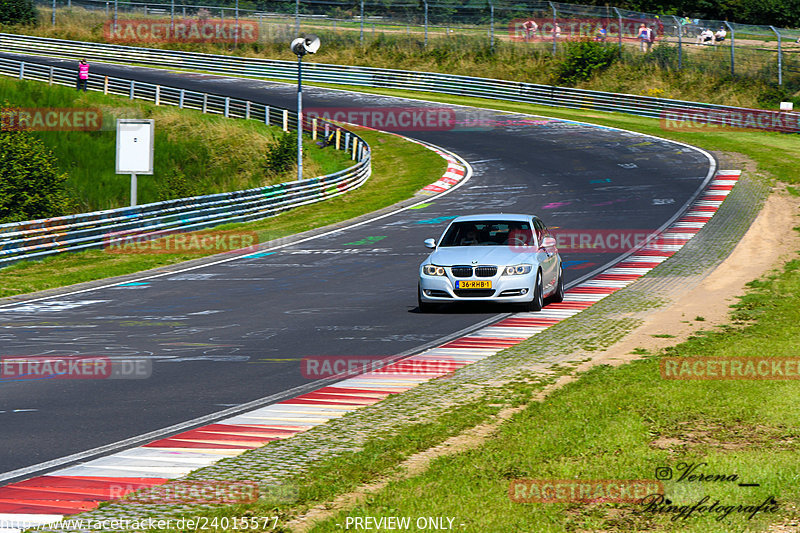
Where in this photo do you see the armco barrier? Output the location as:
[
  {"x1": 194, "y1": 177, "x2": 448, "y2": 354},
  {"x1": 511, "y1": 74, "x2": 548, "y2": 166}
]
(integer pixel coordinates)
[
  {"x1": 0, "y1": 55, "x2": 371, "y2": 269},
  {"x1": 0, "y1": 32, "x2": 780, "y2": 123}
]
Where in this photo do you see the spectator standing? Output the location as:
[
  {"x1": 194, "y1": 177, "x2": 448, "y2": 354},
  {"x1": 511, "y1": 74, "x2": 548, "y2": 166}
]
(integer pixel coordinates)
[
  {"x1": 637, "y1": 23, "x2": 654, "y2": 52},
  {"x1": 523, "y1": 19, "x2": 538, "y2": 40},
  {"x1": 76, "y1": 58, "x2": 89, "y2": 92}
]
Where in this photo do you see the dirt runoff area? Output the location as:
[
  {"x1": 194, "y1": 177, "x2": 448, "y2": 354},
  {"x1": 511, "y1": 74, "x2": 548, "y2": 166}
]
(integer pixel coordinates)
[{"x1": 286, "y1": 179, "x2": 800, "y2": 532}]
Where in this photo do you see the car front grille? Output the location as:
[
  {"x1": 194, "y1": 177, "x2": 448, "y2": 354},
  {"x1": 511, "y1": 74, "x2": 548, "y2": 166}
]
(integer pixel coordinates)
[
  {"x1": 450, "y1": 266, "x2": 497, "y2": 278},
  {"x1": 475, "y1": 266, "x2": 497, "y2": 277},
  {"x1": 450, "y1": 266, "x2": 473, "y2": 278},
  {"x1": 454, "y1": 289, "x2": 495, "y2": 297}
]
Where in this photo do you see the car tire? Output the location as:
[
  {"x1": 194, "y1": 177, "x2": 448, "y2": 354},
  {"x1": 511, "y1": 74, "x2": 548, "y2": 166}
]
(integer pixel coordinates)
[
  {"x1": 418, "y1": 285, "x2": 433, "y2": 313},
  {"x1": 521, "y1": 271, "x2": 543, "y2": 312},
  {"x1": 549, "y1": 266, "x2": 565, "y2": 304}
]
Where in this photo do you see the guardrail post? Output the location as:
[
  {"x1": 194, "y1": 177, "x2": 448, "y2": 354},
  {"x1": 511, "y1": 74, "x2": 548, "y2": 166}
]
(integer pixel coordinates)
[
  {"x1": 360, "y1": 0, "x2": 364, "y2": 44},
  {"x1": 283, "y1": 109, "x2": 289, "y2": 132},
  {"x1": 488, "y1": 0, "x2": 494, "y2": 48},
  {"x1": 324, "y1": 122, "x2": 330, "y2": 140},
  {"x1": 672, "y1": 16, "x2": 682, "y2": 69},
  {"x1": 113, "y1": 0, "x2": 117, "y2": 30},
  {"x1": 105, "y1": 1, "x2": 108, "y2": 16},
  {"x1": 224, "y1": 97, "x2": 230, "y2": 117},
  {"x1": 19, "y1": 62, "x2": 24, "y2": 80},
  {"x1": 770, "y1": 26, "x2": 782, "y2": 86},
  {"x1": 344, "y1": 131, "x2": 350, "y2": 151},
  {"x1": 155, "y1": 85, "x2": 160, "y2": 105},
  {"x1": 51, "y1": 0, "x2": 55, "y2": 26},
  {"x1": 725, "y1": 22, "x2": 735, "y2": 77},
  {"x1": 49, "y1": 66, "x2": 54, "y2": 85},
  {"x1": 179, "y1": 89, "x2": 184, "y2": 108},
  {"x1": 103, "y1": 75, "x2": 108, "y2": 94},
  {"x1": 129, "y1": 79, "x2": 135, "y2": 99},
  {"x1": 202, "y1": 93, "x2": 207, "y2": 113},
  {"x1": 550, "y1": 2, "x2": 557, "y2": 55},
  {"x1": 265, "y1": 105, "x2": 270, "y2": 125},
  {"x1": 352, "y1": 139, "x2": 357, "y2": 159},
  {"x1": 424, "y1": 0, "x2": 428, "y2": 47},
  {"x1": 612, "y1": 7, "x2": 622, "y2": 54},
  {"x1": 335, "y1": 128, "x2": 341, "y2": 149},
  {"x1": 245, "y1": 100, "x2": 250, "y2": 119},
  {"x1": 295, "y1": 0, "x2": 299, "y2": 34},
  {"x1": 311, "y1": 117, "x2": 318, "y2": 139}
]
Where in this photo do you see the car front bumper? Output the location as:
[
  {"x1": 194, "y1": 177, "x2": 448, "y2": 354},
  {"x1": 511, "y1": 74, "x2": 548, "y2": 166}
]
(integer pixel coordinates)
[{"x1": 419, "y1": 271, "x2": 537, "y2": 304}]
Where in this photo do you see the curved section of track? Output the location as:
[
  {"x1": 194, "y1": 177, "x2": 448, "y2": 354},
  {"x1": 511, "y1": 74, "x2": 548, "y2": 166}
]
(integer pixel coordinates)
[{"x1": 0, "y1": 53, "x2": 713, "y2": 476}]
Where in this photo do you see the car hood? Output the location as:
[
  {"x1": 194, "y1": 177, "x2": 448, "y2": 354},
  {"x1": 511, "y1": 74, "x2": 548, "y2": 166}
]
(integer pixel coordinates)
[{"x1": 426, "y1": 246, "x2": 538, "y2": 266}]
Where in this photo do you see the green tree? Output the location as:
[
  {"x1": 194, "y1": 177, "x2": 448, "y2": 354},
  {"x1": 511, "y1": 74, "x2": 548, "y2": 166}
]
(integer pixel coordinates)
[
  {"x1": 0, "y1": 129, "x2": 73, "y2": 223},
  {"x1": 0, "y1": 0, "x2": 38, "y2": 26}
]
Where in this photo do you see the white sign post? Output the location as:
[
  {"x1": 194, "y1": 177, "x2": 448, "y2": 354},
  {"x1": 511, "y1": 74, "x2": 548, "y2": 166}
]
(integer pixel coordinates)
[{"x1": 116, "y1": 119, "x2": 154, "y2": 206}]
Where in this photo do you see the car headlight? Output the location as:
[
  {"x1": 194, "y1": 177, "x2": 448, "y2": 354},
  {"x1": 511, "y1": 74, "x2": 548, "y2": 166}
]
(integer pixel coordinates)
[
  {"x1": 423, "y1": 264, "x2": 447, "y2": 276},
  {"x1": 503, "y1": 264, "x2": 532, "y2": 276}
]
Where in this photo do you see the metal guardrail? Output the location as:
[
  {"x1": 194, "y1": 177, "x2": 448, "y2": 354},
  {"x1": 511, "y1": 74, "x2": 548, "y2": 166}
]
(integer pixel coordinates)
[
  {"x1": 0, "y1": 54, "x2": 371, "y2": 268},
  {"x1": 0, "y1": 32, "x2": 778, "y2": 123}
]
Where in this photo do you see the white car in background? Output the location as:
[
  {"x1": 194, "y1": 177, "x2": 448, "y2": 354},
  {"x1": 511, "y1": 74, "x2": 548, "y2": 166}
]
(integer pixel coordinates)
[{"x1": 418, "y1": 214, "x2": 563, "y2": 312}]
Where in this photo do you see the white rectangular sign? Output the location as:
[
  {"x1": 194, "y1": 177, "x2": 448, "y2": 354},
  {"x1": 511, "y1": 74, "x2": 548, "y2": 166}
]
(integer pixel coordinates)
[{"x1": 116, "y1": 119, "x2": 154, "y2": 174}]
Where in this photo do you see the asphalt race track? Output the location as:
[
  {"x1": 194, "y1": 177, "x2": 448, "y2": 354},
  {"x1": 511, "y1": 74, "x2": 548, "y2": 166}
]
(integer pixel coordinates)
[{"x1": 0, "y1": 52, "x2": 713, "y2": 478}]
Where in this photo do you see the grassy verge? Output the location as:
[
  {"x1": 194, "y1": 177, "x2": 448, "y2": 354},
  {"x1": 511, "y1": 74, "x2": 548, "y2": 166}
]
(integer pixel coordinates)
[
  {"x1": 0, "y1": 125, "x2": 445, "y2": 299},
  {"x1": 307, "y1": 257, "x2": 800, "y2": 532},
  {"x1": 0, "y1": 75, "x2": 352, "y2": 211}
]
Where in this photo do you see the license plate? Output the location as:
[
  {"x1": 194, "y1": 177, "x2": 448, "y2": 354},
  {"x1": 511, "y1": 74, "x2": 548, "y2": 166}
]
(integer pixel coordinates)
[{"x1": 457, "y1": 280, "x2": 492, "y2": 289}]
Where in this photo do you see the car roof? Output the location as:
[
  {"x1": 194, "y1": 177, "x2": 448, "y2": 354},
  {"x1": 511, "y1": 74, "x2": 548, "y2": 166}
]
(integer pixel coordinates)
[{"x1": 449, "y1": 214, "x2": 536, "y2": 223}]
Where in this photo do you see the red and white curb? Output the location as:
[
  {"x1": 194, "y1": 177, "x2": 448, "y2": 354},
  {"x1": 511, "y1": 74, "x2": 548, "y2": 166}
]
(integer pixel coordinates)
[
  {"x1": 420, "y1": 152, "x2": 467, "y2": 194},
  {"x1": 0, "y1": 171, "x2": 739, "y2": 531}
]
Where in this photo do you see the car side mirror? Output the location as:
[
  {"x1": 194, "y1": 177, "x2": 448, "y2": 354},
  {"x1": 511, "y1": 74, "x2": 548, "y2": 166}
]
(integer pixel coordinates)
[
  {"x1": 540, "y1": 236, "x2": 556, "y2": 249},
  {"x1": 424, "y1": 238, "x2": 436, "y2": 249}
]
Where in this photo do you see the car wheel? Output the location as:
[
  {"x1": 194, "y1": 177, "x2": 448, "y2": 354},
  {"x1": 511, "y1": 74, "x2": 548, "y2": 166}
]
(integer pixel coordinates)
[
  {"x1": 549, "y1": 266, "x2": 564, "y2": 304},
  {"x1": 521, "y1": 271, "x2": 543, "y2": 312},
  {"x1": 418, "y1": 285, "x2": 433, "y2": 313}
]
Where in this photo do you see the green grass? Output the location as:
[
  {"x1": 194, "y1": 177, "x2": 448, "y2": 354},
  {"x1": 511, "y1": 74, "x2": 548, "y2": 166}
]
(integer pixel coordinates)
[
  {"x1": 304, "y1": 258, "x2": 800, "y2": 532},
  {"x1": 0, "y1": 76, "x2": 352, "y2": 211},
  {"x1": 0, "y1": 125, "x2": 445, "y2": 298}
]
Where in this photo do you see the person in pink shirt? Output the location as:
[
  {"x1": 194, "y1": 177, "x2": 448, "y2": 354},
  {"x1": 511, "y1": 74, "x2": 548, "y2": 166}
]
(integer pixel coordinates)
[{"x1": 76, "y1": 58, "x2": 89, "y2": 92}]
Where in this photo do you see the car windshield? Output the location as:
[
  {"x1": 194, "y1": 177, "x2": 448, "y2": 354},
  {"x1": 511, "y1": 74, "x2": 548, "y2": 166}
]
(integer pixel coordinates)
[{"x1": 439, "y1": 221, "x2": 534, "y2": 247}]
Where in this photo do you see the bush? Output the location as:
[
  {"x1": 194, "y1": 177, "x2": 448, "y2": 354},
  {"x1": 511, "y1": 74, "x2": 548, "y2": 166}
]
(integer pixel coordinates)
[
  {"x1": 757, "y1": 85, "x2": 792, "y2": 109},
  {"x1": 555, "y1": 40, "x2": 619, "y2": 85},
  {"x1": 264, "y1": 132, "x2": 296, "y2": 176},
  {"x1": 0, "y1": 0, "x2": 37, "y2": 25},
  {"x1": 0, "y1": 129, "x2": 73, "y2": 223},
  {"x1": 156, "y1": 169, "x2": 198, "y2": 201}
]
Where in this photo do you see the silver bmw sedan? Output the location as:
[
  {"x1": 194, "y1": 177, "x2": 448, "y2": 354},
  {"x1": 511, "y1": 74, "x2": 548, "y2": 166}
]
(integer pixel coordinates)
[{"x1": 418, "y1": 214, "x2": 563, "y2": 312}]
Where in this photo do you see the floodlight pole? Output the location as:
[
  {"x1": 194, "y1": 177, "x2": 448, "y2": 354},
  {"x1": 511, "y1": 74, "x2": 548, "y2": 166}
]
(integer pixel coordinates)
[{"x1": 297, "y1": 53, "x2": 303, "y2": 181}]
